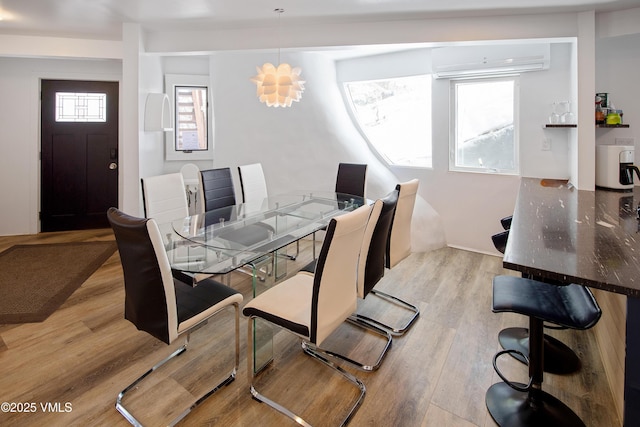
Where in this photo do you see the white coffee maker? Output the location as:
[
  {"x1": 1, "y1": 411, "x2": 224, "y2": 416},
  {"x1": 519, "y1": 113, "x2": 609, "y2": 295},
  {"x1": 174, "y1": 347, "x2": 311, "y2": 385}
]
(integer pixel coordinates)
[{"x1": 596, "y1": 145, "x2": 637, "y2": 191}]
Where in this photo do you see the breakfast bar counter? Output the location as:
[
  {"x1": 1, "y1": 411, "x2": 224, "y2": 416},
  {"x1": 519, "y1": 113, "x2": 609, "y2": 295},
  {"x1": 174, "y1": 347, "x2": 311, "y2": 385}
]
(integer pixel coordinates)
[{"x1": 504, "y1": 177, "x2": 640, "y2": 426}]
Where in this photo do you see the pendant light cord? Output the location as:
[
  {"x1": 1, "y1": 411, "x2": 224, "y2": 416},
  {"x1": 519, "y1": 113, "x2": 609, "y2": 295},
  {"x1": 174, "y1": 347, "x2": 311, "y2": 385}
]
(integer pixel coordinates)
[{"x1": 275, "y1": 8, "x2": 284, "y2": 65}]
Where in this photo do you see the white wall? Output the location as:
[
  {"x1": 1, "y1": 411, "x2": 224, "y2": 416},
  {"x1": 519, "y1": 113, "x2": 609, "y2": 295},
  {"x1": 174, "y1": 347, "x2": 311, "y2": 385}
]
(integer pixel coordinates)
[
  {"x1": 159, "y1": 56, "x2": 212, "y2": 175},
  {"x1": 209, "y1": 51, "x2": 447, "y2": 252},
  {"x1": 333, "y1": 42, "x2": 576, "y2": 253},
  {"x1": 2, "y1": 8, "x2": 639, "y2": 253},
  {"x1": 595, "y1": 33, "x2": 640, "y2": 148},
  {"x1": 0, "y1": 57, "x2": 121, "y2": 236}
]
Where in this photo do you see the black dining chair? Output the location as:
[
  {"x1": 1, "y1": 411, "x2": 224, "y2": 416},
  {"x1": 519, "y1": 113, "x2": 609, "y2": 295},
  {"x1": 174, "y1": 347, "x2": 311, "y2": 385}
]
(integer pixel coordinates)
[
  {"x1": 200, "y1": 167, "x2": 237, "y2": 214},
  {"x1": 312, "y1": 162, "x2": 368, "y2": 259},
  {"x1": 243, "y1": 205, "x2": 373, "y2": 426},
  {"x1": 336, "y1": 162, "x2": 367, "y2": 198},
  {"x1": 107, "y1": 207, "x2": 242, "y2": 426},
  {"x1": 200, "y1": 167, "x2": 274, "y2": 280}
]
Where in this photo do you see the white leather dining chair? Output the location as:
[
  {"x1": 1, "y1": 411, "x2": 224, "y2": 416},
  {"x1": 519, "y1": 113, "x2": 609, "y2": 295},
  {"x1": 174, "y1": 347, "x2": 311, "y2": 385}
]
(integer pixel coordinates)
[
  {"x1": 141, "y1": 172, "x2": 212, "y2": 283},
  {"x1": 237, "y1": 163, "x2": 268, "y2": 203},
  {"x1": 141, "y1": 173, "x2": 189, "y2": 225},
  {"x1": 238, "y1": 162, "x2": 298, "y2": 260}
]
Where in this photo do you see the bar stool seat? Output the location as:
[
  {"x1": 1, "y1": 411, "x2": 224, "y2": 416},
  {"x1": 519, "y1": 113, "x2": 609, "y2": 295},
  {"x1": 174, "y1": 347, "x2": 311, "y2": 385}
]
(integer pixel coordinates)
[
  {"x1": 486, "y1": 275, "x2": 601, "y2": 427},
  {"x1": 500, "y1": 215, "x2": 513, "y2": 230},
  {"x1": 491, "y1": 226, "x2": 582, "y2": 374}
]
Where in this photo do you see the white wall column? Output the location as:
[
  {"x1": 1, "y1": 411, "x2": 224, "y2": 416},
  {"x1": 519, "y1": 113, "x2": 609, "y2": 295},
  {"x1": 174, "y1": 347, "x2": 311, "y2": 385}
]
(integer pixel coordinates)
[
  {"x1": 573, "y1": 11, "x2": 596, "y2": 190},
  {"x1": 121, "y1": 23, "x2": 142, "y2": 215}
]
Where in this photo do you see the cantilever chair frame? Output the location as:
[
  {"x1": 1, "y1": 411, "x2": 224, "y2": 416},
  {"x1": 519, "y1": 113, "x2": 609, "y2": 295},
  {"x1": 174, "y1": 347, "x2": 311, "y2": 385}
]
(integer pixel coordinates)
[
  {"x1": 348, "y1": 189, "x2": 404, "y2": 341},
  {"x1": 299, "y1": 198, "x2": 394, "y2": 371},
  {"x1": 116, "y1": 320, "x2": 240, "y2": 427},
  {"x1": 108, "y1": 208, "x2": 241, "y2": 427},
  {"x1": 315, "y1": 199, "x2": 392, "y2": 372},
  {"x1": 244, "y1": 206, "x2": 373, "y2": 426},
  {"x1": 369, "y1": 179, "x2": 420, "y2": 336}
]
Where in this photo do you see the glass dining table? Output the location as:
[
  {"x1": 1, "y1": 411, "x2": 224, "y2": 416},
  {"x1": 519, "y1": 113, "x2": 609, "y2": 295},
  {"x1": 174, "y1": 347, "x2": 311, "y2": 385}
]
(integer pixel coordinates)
[{"x1": 158, "y1": 192, "x2": 367, "y2": 372}]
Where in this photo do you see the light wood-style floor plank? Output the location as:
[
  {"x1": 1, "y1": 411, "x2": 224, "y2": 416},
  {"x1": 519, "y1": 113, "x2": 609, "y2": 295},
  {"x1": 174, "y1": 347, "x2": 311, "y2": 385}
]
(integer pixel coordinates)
[{"x1": 0, "y1": 229, "x2": 621, "y2": 426}]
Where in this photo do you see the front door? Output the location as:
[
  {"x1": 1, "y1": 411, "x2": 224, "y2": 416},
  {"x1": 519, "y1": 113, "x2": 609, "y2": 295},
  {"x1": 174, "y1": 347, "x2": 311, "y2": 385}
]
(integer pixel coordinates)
[{"x1": 40, "y1": 80, "x2": 119, "y2": 231}]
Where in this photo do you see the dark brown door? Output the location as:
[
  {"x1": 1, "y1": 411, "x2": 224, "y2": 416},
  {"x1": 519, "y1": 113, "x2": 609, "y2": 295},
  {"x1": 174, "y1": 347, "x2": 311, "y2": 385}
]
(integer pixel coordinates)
[{"x1": 41, "y1": 80, "x2": 119, "y2": 231}]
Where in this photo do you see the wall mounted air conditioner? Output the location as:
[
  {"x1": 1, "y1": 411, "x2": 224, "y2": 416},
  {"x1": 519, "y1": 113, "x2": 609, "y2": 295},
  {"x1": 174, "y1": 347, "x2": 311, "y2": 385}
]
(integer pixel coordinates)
[{"x1": 432, "y1": 43, "x2": 550, "y2": 79}]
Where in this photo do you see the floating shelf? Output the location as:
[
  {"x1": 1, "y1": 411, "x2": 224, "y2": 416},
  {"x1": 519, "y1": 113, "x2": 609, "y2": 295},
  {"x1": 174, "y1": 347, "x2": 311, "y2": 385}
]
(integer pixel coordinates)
[
  {"x1": 543, "y1": 124, "x2": 630, "y2": 129},
  {"x1": 596, "y1": 124, "x2": 630, "y2": 128},
  {"x1": 544, "y1": 124, "x2": 577, "y2": 128}
]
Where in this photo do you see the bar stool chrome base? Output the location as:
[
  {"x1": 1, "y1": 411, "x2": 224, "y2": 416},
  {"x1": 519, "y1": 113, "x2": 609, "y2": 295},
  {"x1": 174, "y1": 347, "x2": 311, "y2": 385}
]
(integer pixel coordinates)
[
  {"x1": 486, "y1": 382, "x2": 585, "y2": 427},
  {"x1": 498, "y1": 327, "x2": 581, "y2": 374}
]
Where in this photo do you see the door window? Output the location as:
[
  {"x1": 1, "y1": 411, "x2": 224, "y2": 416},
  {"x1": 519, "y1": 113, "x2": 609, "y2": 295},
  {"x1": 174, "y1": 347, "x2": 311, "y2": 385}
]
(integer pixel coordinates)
[{"x1": 55, "y1": 92, "x2": 107, "y2": 122}]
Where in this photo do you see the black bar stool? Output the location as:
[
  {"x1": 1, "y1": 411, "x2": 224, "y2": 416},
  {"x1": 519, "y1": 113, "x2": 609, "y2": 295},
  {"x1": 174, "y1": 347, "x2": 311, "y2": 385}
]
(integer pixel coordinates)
[
  {"x1": 491, "y1": 225, "x2": 582, "y2": 374},
  {"x1": 500, "y1": 215, "x2": 513, "y2": 230},
  {"x1": 486, "y1": 276, "x2": 601, "y2": 427}
]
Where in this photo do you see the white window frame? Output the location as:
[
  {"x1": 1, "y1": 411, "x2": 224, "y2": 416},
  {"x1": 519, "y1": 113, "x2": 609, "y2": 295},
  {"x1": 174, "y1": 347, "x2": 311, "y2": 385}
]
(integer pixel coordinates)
[
  {"x1": 449, "y1": 76, "x2": 520, "y2": 175},
  {"x1": 164, "y1": 74, "x2": 214, "y2": 161}
]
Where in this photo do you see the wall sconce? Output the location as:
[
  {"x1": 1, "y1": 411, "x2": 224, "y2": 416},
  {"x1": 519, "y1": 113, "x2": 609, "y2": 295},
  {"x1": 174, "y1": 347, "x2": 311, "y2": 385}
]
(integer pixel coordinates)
[{"x1": 144, "y1": 93, "x2": 173, "y2": 131}]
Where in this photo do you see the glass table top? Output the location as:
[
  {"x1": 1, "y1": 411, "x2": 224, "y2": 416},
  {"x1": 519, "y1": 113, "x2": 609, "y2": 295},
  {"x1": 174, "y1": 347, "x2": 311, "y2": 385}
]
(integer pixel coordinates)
[{"x1": 161, "y1": 192, "x2": 365, "y2": 275}]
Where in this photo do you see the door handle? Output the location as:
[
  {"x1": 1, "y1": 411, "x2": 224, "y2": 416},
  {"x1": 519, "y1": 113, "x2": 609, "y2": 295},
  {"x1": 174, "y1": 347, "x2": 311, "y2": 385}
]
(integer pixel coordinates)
[{"x1": 109, "y1": 162, "x2": 118, "y2": 170}]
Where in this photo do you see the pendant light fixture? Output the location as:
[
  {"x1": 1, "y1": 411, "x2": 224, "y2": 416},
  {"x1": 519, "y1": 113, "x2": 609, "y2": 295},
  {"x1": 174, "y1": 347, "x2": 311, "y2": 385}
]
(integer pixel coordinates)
[{"x1": 251, "y1": 8, "x2": 305, "y2": 108}]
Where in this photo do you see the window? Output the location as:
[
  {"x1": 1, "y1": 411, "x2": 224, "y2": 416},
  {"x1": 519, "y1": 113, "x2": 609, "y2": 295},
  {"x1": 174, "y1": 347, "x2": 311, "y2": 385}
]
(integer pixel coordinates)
[
  {"x1": 344, "y1": 75, "x2": 432, "y2": 168},
  {"x1": 55, "y1": 92, "x2": 106, "y2": 122},
  {"x1": 450, "y1": 77, "x2": 518, "y2": 174},
  {"x1": 164, "y1": 74, "x2": 213, "y2": 161},
  {"x1": 174, "y1": 86, "x2": 208, "y2": 151}
]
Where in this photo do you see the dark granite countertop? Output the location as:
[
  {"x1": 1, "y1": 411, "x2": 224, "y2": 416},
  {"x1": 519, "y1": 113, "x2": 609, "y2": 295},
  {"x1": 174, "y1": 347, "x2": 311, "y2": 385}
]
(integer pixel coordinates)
[{"x1": 504, "y1": 177, "x2": 640, "y2": 297}]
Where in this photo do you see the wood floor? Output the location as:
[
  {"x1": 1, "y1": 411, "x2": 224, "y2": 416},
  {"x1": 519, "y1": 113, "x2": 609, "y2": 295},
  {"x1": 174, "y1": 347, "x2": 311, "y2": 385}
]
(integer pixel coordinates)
[{"x1": 0, "y1": 229, "x2": 621, "y2": 427}]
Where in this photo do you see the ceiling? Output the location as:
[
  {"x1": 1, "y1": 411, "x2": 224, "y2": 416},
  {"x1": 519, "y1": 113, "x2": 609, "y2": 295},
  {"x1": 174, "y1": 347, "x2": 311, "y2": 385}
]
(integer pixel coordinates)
[{"x1": 0, "y1": 0, "x2": 639, "y2": 40}]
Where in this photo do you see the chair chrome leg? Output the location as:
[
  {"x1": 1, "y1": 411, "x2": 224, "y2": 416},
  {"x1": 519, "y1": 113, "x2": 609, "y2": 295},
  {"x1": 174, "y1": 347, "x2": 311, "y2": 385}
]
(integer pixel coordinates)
[
  {"x1": 302, "y1": 343, "x2": 366, "y2": 427},
  {"x1": 303, "y1": 317, "x2": 392, "y2": 371},
  {"x1": 247, "y1": 316, "x2": 366, "y2": 427},
  {"x1": 359, "y1": 289, "x2": 420, "y2": 336},
  {"x1": 116, "y1": 304, "x2": 240, "y2": 427},
  {"x1": 116, "y1": 344, "x2": 188, "y2": 426}
]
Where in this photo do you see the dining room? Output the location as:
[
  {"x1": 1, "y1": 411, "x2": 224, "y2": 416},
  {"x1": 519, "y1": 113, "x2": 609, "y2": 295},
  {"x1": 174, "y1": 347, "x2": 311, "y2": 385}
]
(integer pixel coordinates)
[{"x1": 0, "y1": 1, "x2": 640, "y2": 426}]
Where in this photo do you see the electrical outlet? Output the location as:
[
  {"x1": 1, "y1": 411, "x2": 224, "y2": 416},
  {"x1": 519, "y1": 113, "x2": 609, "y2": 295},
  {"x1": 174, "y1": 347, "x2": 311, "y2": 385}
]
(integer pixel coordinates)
[
  {"x1": 616, "y1": 137, "x2": 635, "y2": 146},
  {"x1": 542, "y1": 137, "x2": 551, "y2": 151}
]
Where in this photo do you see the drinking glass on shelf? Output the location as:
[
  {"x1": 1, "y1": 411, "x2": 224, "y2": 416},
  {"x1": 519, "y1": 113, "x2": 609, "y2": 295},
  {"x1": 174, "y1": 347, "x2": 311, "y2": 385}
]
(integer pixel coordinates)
[
  {"x1": 562, "y1": 111, "x2": 575, "y2": 124},
  {"x1": 548, "y1": 102, "x2": 560, "y2": 124},
  {"x1": 560, "y1": 101, "x2": 574, "y2": 124}
]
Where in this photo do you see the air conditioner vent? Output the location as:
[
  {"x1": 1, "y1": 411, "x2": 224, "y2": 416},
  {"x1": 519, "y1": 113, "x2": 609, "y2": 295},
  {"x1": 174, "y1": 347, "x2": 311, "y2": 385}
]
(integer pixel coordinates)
[{"x1": 432, "y1": 44, "x2": 550, "y2": 79}]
